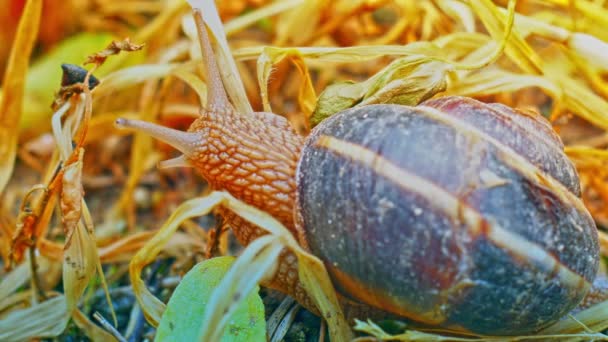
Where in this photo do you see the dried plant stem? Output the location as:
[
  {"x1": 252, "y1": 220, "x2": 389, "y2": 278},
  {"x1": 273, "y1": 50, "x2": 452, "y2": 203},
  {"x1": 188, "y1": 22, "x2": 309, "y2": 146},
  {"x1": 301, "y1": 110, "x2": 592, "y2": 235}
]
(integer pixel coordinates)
[
  {"x1": 93, "y1": 312, "x2": 128, "y2": 342},
  {"x1": 451, "y1": 0, "x2": 516, "y2": 70},
  {"x1": 28, "y1": 245, "x2": 47, "y2": 302}
]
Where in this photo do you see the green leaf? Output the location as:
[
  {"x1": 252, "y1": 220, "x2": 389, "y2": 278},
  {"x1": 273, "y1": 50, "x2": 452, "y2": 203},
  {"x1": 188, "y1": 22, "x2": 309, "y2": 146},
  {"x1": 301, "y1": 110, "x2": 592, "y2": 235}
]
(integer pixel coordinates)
[{"x1": 156, "y1": 256, "x2": 266, "y2": 342}]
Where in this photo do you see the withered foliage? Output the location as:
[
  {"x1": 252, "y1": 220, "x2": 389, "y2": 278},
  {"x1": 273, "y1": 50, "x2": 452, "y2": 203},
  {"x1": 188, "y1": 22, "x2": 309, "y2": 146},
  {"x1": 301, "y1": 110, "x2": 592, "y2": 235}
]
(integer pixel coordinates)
[
  {"x1": 0, "y1": 0, "x2": 608, "y2": 341},
  {"x1": 83, "y1": 38, "x2": 145, "y2": 66}
]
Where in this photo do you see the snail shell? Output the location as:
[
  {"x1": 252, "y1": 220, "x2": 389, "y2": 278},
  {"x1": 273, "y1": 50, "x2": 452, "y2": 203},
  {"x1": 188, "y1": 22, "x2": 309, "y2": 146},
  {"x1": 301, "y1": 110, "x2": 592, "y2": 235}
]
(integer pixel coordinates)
[{"x1": 296, "y1": 96, "x2": 599, "y2": 335}]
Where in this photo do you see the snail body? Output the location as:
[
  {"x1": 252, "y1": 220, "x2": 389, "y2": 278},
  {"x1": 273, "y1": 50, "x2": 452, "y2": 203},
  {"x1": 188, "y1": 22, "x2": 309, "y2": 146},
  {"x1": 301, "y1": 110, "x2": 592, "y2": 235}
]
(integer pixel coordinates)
[{"x1": 116, "y1": 9, "x2": 599, "y2": 336}]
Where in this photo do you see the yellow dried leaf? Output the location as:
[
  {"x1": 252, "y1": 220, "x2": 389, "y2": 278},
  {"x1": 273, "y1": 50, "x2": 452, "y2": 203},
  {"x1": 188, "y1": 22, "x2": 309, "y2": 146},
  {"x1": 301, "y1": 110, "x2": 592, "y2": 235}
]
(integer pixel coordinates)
[
  {"x1": 567, "y1": 33, "x2": 608, "y2": 71},
  {"x1": 0, "y1": 212, "x2": 13, "y2": 266},
  {"x1": 353, "y1": 318, "x2": 608, "y2": 341},
  {"x1": 558, "y1": 76, "x2": 608, "y2": 131},
  {"x1": 274, "y1": 0, "x2": 326, "y2": 45},
  {"x1": 10, "y1": 184, "x2": 58, "y2": 266},
  {"x1": 234, "y1": 43, "x2": 441, "y2": 63},
  {"x1": 61, "y1": 152, "x2": 84, "y2": 241},
  {"x1": 0, "y1": 261, "x2": 31, "y2": 301},
  {"x1": 435, "y1": 0, "x2": 475, "y2": 33},
  {"x1": 63, "y1": 220, "x2": 97, "y2": 312},
  {"x1": 224, "y1": 0, "x2": 304, "y2": 36},
  {"x1": 256, "y1": 48, "x2": 316, "y2": 116},
  {"x1": 447, "y1": 69, "x2": 561, "y2": 99},
  {"x1": 94, "y1": 64, "x2": 177, "y2": 99},
  {"x1": 171, "y1": 68, "x2": 208, "y2": 105},
  {"x1": 60, "y1": 151, "x2": 96, "y2": 313},
  {"x1": 468, "y1": 0, "x2": 542, "y2": 74},
  {"x1": 0, "y1": 0, "x2": 42, "y2": 194}
]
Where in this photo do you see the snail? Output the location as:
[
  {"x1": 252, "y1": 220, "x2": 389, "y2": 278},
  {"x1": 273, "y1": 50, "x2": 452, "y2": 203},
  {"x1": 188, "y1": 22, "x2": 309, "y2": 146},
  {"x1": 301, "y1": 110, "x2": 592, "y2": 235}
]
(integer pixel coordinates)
[{"x1": 115, "y1": 9, "x2": 599, "y2": 336}]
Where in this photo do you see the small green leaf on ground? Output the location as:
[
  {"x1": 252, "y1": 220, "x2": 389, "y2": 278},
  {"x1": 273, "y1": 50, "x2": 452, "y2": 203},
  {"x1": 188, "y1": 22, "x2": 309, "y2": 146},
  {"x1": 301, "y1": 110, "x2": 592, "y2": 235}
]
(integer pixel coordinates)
[{"x1": 156, "y1": 256, "x2": 266, "y2": 342}]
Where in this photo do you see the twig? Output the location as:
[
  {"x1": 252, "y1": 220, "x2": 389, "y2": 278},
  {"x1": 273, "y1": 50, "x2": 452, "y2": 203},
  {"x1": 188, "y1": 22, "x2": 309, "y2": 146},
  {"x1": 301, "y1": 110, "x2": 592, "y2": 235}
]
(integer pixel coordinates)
[
  {"x1": 94, "y1": 311, "x2": 128, "y2": 342},
  {"x1": 319, "y1": 319, "x2": 326, "y2": 342},
  {"x1": 28, "y1": 244, "x2": 47, "y2": 301},
  {"x1": 126, "y1": 304, "x2": 145, "y2": 342}
]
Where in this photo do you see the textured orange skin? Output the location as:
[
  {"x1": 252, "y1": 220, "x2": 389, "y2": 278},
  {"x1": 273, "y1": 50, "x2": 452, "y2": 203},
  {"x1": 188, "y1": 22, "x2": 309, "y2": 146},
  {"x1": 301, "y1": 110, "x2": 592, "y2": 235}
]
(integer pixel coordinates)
[
  {"x1": 187, "y1": 107, "x2": 303, "y2": 233},
  {"x1": 182, "y1": 105, "x2": 325, "y2": 310}
]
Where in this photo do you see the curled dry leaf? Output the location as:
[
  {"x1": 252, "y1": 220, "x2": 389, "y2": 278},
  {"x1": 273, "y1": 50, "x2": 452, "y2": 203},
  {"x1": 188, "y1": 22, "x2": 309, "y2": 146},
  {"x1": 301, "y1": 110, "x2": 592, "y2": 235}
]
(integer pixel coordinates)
[
  {"x1": 255, "y1": 47, "x2": 316, "y2": 120},
  {"x1": 312, "y1": 55, "x2": 449, "y2": 126},
  {"x1": 10, "y1": 182, "x2": 57, "y2": 267},
  {"x1": 45, "y1": 135, "x2": 93, "y2": 318},
  {"x1": 84, "y1": 38, "x2": 145, "y2": 66},
  {"x1": 60, "y1": 148, "x2": 84, "y2": 246}
]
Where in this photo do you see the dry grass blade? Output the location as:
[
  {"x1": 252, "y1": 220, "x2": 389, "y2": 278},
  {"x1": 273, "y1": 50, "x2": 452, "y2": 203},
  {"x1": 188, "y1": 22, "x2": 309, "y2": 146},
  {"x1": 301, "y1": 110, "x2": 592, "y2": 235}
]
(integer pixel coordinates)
[
  {"x1": 186, "y1": 0, "x2": 252, "y2": 114},
  {"x1": 61, "y1": 152, "x2": 97, "y2": 313},
  {"x1": 543, "y1": 0, "x2": 608, "y2": 28},
  {"x1": 98, "y1": 231, "x2": 156, "y2": 262},
  {"x1": 353, "y1": 319, "x2": 608, "y2": 341},
  {"x1": 94, "y1": 64, "x2": 178, "y2": 99},
  {"x1": 0, "y1": 261, "x2": 30, "y2": 301},
  {"x1": 500, "y1": 7, "x2": 608, "y2": 71},
  {"x1": 171, "y1": 67, "x2": 208, "y2": 104},
  {"x1": 224, "y1": 0, "x2": 305, "y2": 35},
  {"x1": 467, "y1": 0, "x2": 542, "y2": 74},
  {"x1": 61, "y1": 150, "x2": 84, "y2": 242},
  {"x1": 269, "y1": 300, "x2": 300, "y2": 342},
  {"x1": 0, "y1": 0, "x2": 42, "y2": 194},
  {"x1": 129, "y1": 194, "x2": 228, "y2": 325},
  {"x1": 542, "y1": 301, "x2": 608, "y2": 335},
  {"x1": 0, "y1": 295, "x2": 69, "y2": 341},
  {"x1": 436, "y1": 0, "x2": 475, "y2": 33},
  {"x1": 558, "y1": 77, "x2": 608, "y2": 131},
  {"x1": 449, "y1": 0, "x2": 515, "y2": 71},
  {"x1": 274, "y1": 0, "x2": 325, "y2": 45},
  {"x1": 234, "y1": 44, "x2": 442, "y2": 62},
  {"x1": 447, "y1": 69, "x2": 561, "y2": 99},
  {"x1": 90, "y1": 311, "x2": 125, "y2": 341},
  {"x1": 266, "y1": 296, "x2": 297, "y2": 340},
  {"x1": 256, "y1": 48, "x2": 316, "y2": 117}
]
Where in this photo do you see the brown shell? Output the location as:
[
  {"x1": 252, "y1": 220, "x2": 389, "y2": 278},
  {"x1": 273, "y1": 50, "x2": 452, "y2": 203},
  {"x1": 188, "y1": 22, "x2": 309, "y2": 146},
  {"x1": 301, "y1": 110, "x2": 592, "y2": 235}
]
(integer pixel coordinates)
[{"x1": 295, "y1": 96, "x2": 599, "y2": 335}]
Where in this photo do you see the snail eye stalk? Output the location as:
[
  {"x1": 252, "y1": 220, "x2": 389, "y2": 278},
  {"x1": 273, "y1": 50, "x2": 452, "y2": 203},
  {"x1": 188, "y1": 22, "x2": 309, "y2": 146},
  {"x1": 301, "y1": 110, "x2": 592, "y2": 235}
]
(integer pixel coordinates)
[{"x1": 114, "y1": 118, "x2": 202, "y2": 160}]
